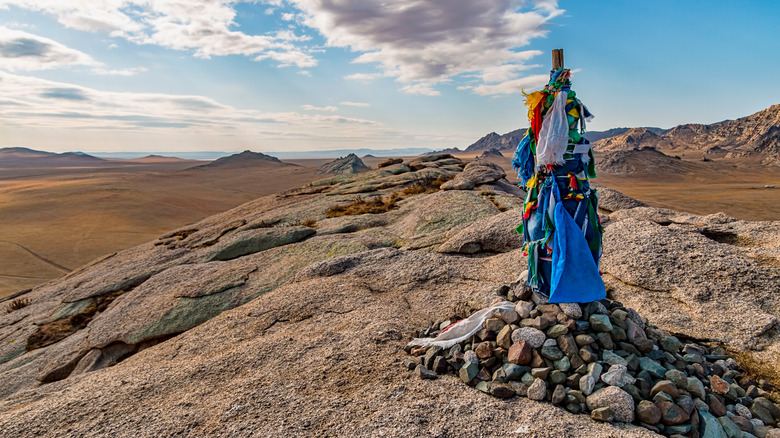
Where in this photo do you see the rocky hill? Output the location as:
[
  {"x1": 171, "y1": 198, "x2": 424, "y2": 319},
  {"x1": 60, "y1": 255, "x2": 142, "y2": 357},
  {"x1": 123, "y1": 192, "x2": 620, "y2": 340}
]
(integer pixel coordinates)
[
  {"x1": 464, "y1": 129, "x2": 526, "y2": 152},
  {"x1": 478, "y1": 148, "x2": 505, "y2": 159},
  {"x1": 193, "y1": 150, "x2": 287, "y2": 169},
  {"x1": 130, "y1": 154, "x2": 194, "y2": 163},
  {"x1": 426, "y1": 147, "x2": 462, "y2": 155},
  {"x1": 0, "y1": 147, "x2": 106, "y2": 167},
  {"x1": 0, "y1": 155, "x2": 778, "y2": 436},
  {"x1": 316, "y1": 153, "x2": 369, "y2": 174},
  {"x1": 594, "y1": 129, "x2": 674, "y2": 153},
  {"x1": 595, "y1": 147, "x2": 707, "y2": 176},
  {"x1": 594, "y1": 105, "x2": 780, "y2": 165}
]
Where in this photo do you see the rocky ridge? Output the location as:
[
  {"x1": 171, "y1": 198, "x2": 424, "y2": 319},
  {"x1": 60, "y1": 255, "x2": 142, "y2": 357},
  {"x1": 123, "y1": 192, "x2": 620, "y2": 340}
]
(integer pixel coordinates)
[
  {"x1": 0, "y1": 153, "x2": 778, "y2": 437},
  {"x1": 316, "y1": 153, "x2": 370, "y2": 174}
]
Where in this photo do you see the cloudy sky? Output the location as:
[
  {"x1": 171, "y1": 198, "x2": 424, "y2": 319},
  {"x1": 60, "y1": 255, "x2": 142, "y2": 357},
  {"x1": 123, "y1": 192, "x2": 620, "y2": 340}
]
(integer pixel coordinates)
[{"x1": 0, "y1": 0, "x2": 778, "y2": 154}]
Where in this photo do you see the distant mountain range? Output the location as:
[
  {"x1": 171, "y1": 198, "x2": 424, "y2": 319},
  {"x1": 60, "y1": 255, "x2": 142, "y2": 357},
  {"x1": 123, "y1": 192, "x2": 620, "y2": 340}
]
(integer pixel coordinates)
[
  {"x1": 7, "y1": 104, "x2": 778, "y2": 168},
  {"x1": 0, "y1": 147, "x2": 105, "y2": 167},
  {"x1": 90, "y1": 148, "x2": 436, "y2": 160},
  {"x1": 462, "y1": 128, "x2": 663, "y2": 153},
  {"x1": 463, "y1": 104, "x2": 780, "y2": 165},
  {"x1": 593, "y1": 104, "x2": 780, "y2": 165}
]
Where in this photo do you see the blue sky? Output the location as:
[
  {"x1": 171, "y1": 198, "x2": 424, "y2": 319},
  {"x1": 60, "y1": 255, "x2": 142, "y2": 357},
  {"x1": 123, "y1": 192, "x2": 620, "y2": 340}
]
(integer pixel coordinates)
[{"x1": 0, "y1": 0, "x2": 777, "y2": 154}]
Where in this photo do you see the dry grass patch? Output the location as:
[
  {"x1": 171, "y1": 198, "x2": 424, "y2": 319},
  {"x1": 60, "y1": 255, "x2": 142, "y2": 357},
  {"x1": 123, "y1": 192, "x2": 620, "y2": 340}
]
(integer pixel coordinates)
[
  {"x1": 325, "y1": 193, "x2": 401, "y2": 217},
  {"x1": 326, "y1": 194, "x2": 401, "y2": 218},
  {"x1": 4, "y1": 298, "x2": 30, "y2": 314},
  {"x1": 729, "y1": 349, "x2": 780, "y2": 395},
  {"x1": 326, "y1": 175, "x2": 454, "y2": 218},
  {"x1": 292, "y1": 218, "x2": 317, "y2": 228}
]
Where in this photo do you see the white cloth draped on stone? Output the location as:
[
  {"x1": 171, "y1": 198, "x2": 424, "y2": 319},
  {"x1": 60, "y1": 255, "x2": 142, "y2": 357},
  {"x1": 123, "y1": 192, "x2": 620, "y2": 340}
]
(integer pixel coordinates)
[{"x1": 406, "y1": 301, "x2": 516, "y2": 350}]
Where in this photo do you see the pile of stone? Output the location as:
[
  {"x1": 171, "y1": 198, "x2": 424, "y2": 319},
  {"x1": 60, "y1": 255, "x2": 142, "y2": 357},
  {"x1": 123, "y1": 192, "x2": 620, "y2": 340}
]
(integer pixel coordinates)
[{"x1": 404, "y1": 285, "x2": 780, "y2": 438}]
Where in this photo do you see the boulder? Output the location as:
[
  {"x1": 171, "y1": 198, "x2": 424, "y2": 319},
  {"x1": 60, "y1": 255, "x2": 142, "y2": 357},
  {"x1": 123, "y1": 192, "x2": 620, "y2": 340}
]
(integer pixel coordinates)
[
  {"x1": 205, "y1": 226, "x2": 315, "y2": 261},
  {"x1": 586, "y1": 386, "x2": 635, "y2": 422},
  {"x1": 440, "y1": 161, "x2": 506, "y2": 190},
  {"x1": 511, "y1": 327, "x2": 546, "y2": 349},
  {"x1": 438, "y1": 208, "x2": 524, "y2": 254}
]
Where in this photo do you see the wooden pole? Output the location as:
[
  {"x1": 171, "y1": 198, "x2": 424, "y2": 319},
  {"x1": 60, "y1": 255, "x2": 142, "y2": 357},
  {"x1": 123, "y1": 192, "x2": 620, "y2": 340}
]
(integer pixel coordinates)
[{"x1": 552, "y1": 49, "x2": 564, "y2": 70}]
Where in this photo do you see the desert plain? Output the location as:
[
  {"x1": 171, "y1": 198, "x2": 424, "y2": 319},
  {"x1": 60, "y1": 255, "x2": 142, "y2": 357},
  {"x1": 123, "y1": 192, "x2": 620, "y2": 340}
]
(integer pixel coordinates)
[
  {"x1": 0, "y1": 154, "x2": 396, "y2": 297},
  {"x1": 1, "y1": 149, "x2": 776, "y2": 299}
]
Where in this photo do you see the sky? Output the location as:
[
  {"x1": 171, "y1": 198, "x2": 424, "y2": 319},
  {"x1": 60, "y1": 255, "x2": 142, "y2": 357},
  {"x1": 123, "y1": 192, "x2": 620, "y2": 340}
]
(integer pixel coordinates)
[{"x1": 0, "y1": 0, "x2": 778, "y2": 155}]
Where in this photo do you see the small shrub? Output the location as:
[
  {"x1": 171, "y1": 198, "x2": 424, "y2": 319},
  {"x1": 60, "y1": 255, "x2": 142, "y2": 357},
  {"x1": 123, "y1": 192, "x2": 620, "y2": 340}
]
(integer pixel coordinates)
[
  {"x1": 5, "y1": 298, "x2": 31, "y2": 314},
  {"x1": 431, "y1": 176, "x2": 452, "y2": 189},
  {"x1": 302, "y1": 219, "x2": 317, "y2": 228},
  {"x1": 401, "y1": 185, "x2": 427, "y2": 196},
  {"x1": 401, "y1": 175, "x2": 453, "y2": 196}
]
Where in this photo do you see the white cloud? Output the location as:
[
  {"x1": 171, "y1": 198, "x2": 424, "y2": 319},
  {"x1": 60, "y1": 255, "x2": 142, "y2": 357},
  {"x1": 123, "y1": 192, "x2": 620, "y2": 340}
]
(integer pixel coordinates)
[
  {"x1": 254, "y1": 49, "x2": 316, "y2": 68},
  {"x1": 0, "y1": 26, "x2": 148, "y2": 76},
  {"x1": 479, "y1": 59, "x2": 541, "y2": 83},
  {"x1": 0, "y1": 0, "x2": 563, "y2": 95},
  {"x1": 0, "y1": 26, "x2": 98, "y2": 70},
  {"x1": 340, "y1": 101, "x2": 370, "y2": 107},
  {"x1": 301, "y1": 104, "x2": 337, "y2": 112},
  {"x1": 0, "y1": 0, "x2": 317, "y2": 68},
  {"x1": 400, "y1": 83, "x2": 440, "y2": 97},
  {"x1": 290, "y1": 0, "x2": 562, "y2": 95},
  {"x1": 0, "y1": 70, "x2": 389, "y2": 151},
  {"x1": 468, "y1": 73, "x2": 550, "y2": 96},
  {"x1": 3, "y1": 21, "x2": 35, "y2": 30},
  {"x1": 91, "y1": 66, "x2": 147, "y2": 76},
  {"x1": 344, "y1": 72, "x2": 381, "y2": 82},
  {"x1": 0, "y1": 1, "x2": 561, "y2": 94}
]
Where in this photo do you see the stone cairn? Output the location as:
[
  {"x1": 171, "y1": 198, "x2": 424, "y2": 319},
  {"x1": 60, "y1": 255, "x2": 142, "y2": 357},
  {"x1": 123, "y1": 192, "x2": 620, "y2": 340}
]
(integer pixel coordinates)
[{"x1": 404, "y1": 284, "x2": 780, "y2": 438}]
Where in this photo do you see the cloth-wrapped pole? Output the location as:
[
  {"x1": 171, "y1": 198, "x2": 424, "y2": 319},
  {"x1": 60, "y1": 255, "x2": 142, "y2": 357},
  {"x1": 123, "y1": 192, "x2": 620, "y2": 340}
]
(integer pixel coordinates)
[{"x1": 512, "y1": 68, "x2": 605, "y2": 303}]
